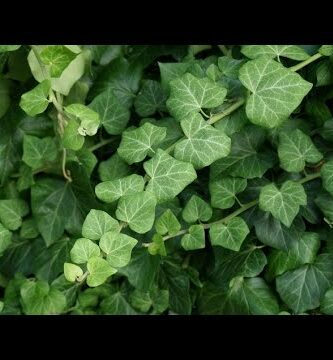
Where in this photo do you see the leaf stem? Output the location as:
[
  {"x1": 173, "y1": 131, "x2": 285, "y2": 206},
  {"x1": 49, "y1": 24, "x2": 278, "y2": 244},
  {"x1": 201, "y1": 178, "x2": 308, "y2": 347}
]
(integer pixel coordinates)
[
  {"x1": 208, "y1": 98, "x2": 245, "y2": 125},
  {"x1": 62, "y1": 149, "x2": 72, "y2": 182},
  {"x1": 88, "y1": 138, "x2": 115, "y2": 152},
  {"x1": 289, "y1": 53, "x2": 323, "y2": 72}
]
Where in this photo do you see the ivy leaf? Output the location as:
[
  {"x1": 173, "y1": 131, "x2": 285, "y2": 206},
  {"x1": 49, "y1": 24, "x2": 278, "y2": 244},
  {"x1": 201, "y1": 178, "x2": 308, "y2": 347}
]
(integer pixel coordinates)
[
  {"x1": 158, "y1": 62, "x2": 190, "y2": 93},
  {"x1": 144, "y1": 149, "x2": 197, "y2": 203},
  {"x1": 40, "y1": 45, "x2": 77, "y2": 77},
  {"x1": 95, "y1": 174, "x2": 145, "y2": 203},
  {"x1": 64, "y1": 104, "x2": 100, "y2": 136},
  {"x1": 267, "y1": 232, "x2": 320, "y2": 280},
  {"x1": 321, "y1": 287, "x2": 333, "y2": 314},
  {"x1": 100, "y1": 292, "x2": 136, "y2": 314},
  {"x1": 182, "y1": 195, "x2": 212, "y2": 223},
  {"x1": 99, "y1": 232, "x2": 138, "y2": 268},
  {"x1": 276, "y1": 253, "x2": 333, "y2": 314},
  {"x1": 70, "y1": 238, "x2": 100, "y2": 264},
  {"x1": 181, "y1": 224, "x2": 205, "y2": 250},
  {"x1": 321, "y1": 160, "x2": 333, "y2": 196},
  {"x1": 0, "y1": 223, "x2": 12, "y2": 254},
  {"x1": 241, "y1": 45, "x2": 310, "y2": 60},
  {"x1": 210, "y1": 125, "x2": 275, "y2": 180},
  {"x1": 134, "y1": 80, "x2": 167, "y2": 116},
  {"x1": 86, "y1": 256, "x2": 117, "y2": 287},
  {"x1": 82, "y1": 209, "x2": 120, "y2": 241},
  {"x1": 19, "y1": 80, "x2": 51, "y2": 117},
  {"x1": 0, "y1": 45, "x2": 21, "y2": 52},
  {"x1": 20, "y1": 280, "x2": 66, "y2": 315},
  {"x1": 209, "y1": 217, "x2": 250, "y2": 251},
  {"x1": 22, "y1": 135, "x2": 58, "y2": 170},
  {"x1": 239, "y1": 56, "x2": 313, "y2": 128},
  {"x1": 155, "y1": 209, "x2": 181, "y2": 236},
  {"x1": 209, "y1": 176, "x2": 247, "y2": 209},
  {"x1": 259, "y1": 181, "x2": 307, "y2": 227},
  {"x1": 319, "y1": 45, "x2": 333, "y2": 56},
  {"x1": 174, "y1": 113, "x2": 231, "y2": 169},
  {"x1": 62, "y1": 120, "x2": 85, "y2": 151},
  {"x1": 116, "y1": 191, "x2": 157, "y2": 234},
  {"x1": 89, "y1": 88, "x2": 130, "y2": 135},
  {"x1": 98, "y1": 153, "x2": 131, "y2": 182},
  {"x1": 148, "y1": 234, "x2": 167, "y2": 256},
  {"x1": 0, "y1": 199, "x2": 29, "y2": 231},
  {"x1": 118, "y1": 122, "x2": 167, "y2": 164},
  {"x1": 278, "y1": 129, "x2": 322, "y2": 172},
  {"x1": 218, "y1": 56, "x2": 245, "y2": 79},
  {"x1": 167, "y1": 73, "x2": 227, "y2": 121},
  {"x1": 64, "y1": 263, "x2": 83, "y2": 282}
]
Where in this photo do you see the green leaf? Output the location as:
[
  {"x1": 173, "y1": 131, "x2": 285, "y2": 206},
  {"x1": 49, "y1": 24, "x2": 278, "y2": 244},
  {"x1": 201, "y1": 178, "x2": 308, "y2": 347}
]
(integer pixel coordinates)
[
  {"x1": 319, "y1": 45, "x2": 333, "y2": 56},
  {"x1": 40, "y1": 45, "x2": 77, "y2": 77},
  {"x1": 99, "y1": 232, "x2": 138, "y2": 268},
  {"x1": 0, "y1": 45, "x2": 21, "y2": 52},
  {"x1": 148, "y1": 234, "x2": 167, "y2": 256},
  {"x1": 181, "y1": 224, "x2": 205, "y2": 250},
  {"x1": 209, "y1": 217, "x2": 250, "y2": 251},
  {"x1": 22, "y1": 135, "x2": 57, "y2": 170},
  {"x1": 278, "y1": 129, "x2": 322, "y2": 172},
  {"x1": 89, "y1": 88, "x2": 130, "y2": 135},
  {"x1": 82, "y1": 209, "x2": 120, "y2": 241},
  {"x1": 20, "y1": 280, "x2": 66, "y2": 315},
  {"x1": 174, "y1": 113, "x2": 231, "y2": 169},
  {"x1": 276, "y1": 253, "x2": 333, "y2": 313},
  {"x1": 167, "y1": 73, "x2": 227, "y2": 121},
  {"x1": 158, "y1": 62, "x2": 190, "y2": 93},
  {"x1": 129, "y1": 289, "x2": 153, "y2": 312},
  {"x1": 62, "y1": 120, "x2": 85, "y2": 151},
  {"x1": 64, "y1": 104, "x2": 100, "y2": 136},
  {"x1": 320, "y1": 287, "x2": 333, "y2": 314},
  {"x1": 182, "y1": 195, "x2": 212, "y2": 223},
  {"x1": 259, "y1": 181, "x2": 307, "y2": 227},
  {"x1": 0, "y1": 78, "x2": 10, "y2": 119},
  {"x1": 70, "y1": 238, "x2": 100, "y2": 264},
  {"x1": 134, "y1": 80, "x2": 167, "y2": 116},
  {"x1": 241, "y1": 45, "x2": 310, "y2": 60},
  {"x1": 100, "y1": 292, "x2": 137, "y2": 314},
  {"x1": 209, "y1": 176, "x2": 247, "y2": 209},
  {"x1": 144, "y1": 149, "x2": 197, "y2": 203},
  {"x1": 116, "y1": 191, "x2": 157, "y2": 234},
  {"x1": 267, "y1": 232, "x2": 320, "y2": 280},
  {"x1": 0, "y1": 199, "x2": 29, "y2": 231},
  {"x1": 98, "y1": 153, "x2": 131, "y2": 182},
  {"x1": 315, "y1": 191, "x2": 333, "y2": 222},
  {"x1": 64, "y1": 263, "x2": 83, "y2": 282},
  {"x1": 86, "y1": 256, "x2": 117, "y2": 287},
  {"x1": 239, "y1": 56, "x2": 313, "y2": 128},
  {"x1": 118, "y1": 122, "x2": 167, "y2": 164},
  {"x1": 321, "y1": 160, "x2": 333, "y2": 196},
  {"x1": 95, "y1": 174, "x2": 145, "y2": 203},
  {"x1": 0, "y1": 223, "x2": 12, "y2": 254},
  {"x1": 19, "y1": 80, "x2": 51, "y2": 117},
  {"x1": 155, "y1": 209, "x2": 181, "y2": 236}
]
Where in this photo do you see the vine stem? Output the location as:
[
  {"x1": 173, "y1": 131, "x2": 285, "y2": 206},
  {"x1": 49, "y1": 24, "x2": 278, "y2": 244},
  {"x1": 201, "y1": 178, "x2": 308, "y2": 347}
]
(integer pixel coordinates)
[
  {"x1": 62, "y1": 149, "x2": 72, "y2": 182},
  {"x1": 158, "y1": 172, "x2": 322, "y2": 243},
  {"x1": 289, "y1": 53, "x2": 323, "y2": 72},
  {"x1": 208, "y1": 98, "x2": 245, "y2": 125},
  {"x1": 89, "y1": 138, "x2": 115, "y2": 152}
]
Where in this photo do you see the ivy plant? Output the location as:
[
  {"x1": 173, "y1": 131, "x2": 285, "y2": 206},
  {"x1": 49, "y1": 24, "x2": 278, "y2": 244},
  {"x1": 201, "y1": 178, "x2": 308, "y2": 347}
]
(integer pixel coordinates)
[{"x1": 1, "y1": 44, "x2": 333, "y2": 315}]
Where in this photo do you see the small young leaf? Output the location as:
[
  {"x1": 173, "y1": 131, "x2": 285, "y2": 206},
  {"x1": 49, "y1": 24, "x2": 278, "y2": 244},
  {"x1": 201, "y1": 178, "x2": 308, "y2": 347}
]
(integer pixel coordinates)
[
  {"x1": 155, "y1": 209, "x2": 181, "y2": 236},
  {"x1": 86, "y1": 256, "x2": 117, "y2": 287},
  {"x1": 181, "y1": 224, "x2": 205, "y2": 250},
  {"x1": 62, "y1": 120, "x2": 85, "y2": 151},
  {"x1": 319, "y1": 45, "x2": 333, "y2": 56},
  {"x1": 182, "y1": 195, "x2": 212, "y2": 223},
  {"x1": 65, "y1": 104, "x2": 100, "y2": 136},
  {"x1": 19, "y1": 80, "x2": 51, "y2": 116},
  {"x1": 64, "y1": 263, "x2": 83, "y2": 282},
  {"x1": 0, "y1": 199, "x2": 29, "y2": 231},
  {"x1": 148, "y1": 234, "x2": 166, "y2": 256},
  {"x1": 40, "y1": 45, "x2": 77, "y2": 77},
  {"x1": 70, "y1": 238, "x2": 101, "y2": 264}
]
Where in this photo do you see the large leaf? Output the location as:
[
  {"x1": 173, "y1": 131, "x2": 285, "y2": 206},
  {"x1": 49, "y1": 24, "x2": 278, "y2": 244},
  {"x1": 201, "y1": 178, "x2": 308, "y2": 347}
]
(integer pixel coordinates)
[{"x1": 241, "y1": 45, "x2": 310, "y2": 60}]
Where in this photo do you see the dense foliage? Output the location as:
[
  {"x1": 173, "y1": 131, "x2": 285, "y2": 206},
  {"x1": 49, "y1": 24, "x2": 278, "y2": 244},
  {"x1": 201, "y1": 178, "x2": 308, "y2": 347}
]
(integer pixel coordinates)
[{"x1": 1, "y1": 44, "x2": 333, "y2": 315}]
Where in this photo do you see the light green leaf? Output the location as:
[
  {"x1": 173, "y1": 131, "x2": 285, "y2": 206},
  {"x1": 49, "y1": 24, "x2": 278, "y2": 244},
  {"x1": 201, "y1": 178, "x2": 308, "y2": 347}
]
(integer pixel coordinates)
[
  {"x1": 182, "y1": 195, "x2": 212, "y2": 223},
  {"x1": 259, "y1": 180, "x2": 307, "y2": 227},
  {"x1": 241, "y1": 45, "x2": 310, "y2": 60},
  {"x1": 116, "y1": 191, "x2": 157, "y2": 234},
  {"x1": 174, "y1": 113, "x2": 231, "y2": 169},
  {"x1": 148, "y1": 234, "x2": 167, "y2": 256},
  {"x1": 0, "y1": 199, "x2": 29, "y2": 231},
  {"x1": 267, "y1": 232, "x2": 320, "y2": 280},
  {"x1": 144, "y1": 149, "x2": 197, "y2": 203},
  {"x1": 181, "y1": 224, "x2": 205, "y2": 250},
  {"x1": 22, "y1": 135, "x2": 58, "y2": 170},
  {"x1": 321, "y1": 160, "x2": 333, "y2": 196},
  {"x1": 98, "y1": 153, "x2": 131, "y2": 182},
  {"x1": 19, "y1": 80, "x2": 51, "y2": 117},
  {"x1": 239, "y1": 56, "x2": 313, "y2": 128},
  {"x1": 95, "y1": 174, "x2": 145, "y2": 203},
  {"x1": 64, "y1": 263, "x2": 83, "y2": 282},
  {"x1": 40, "y1": 45, "x2": 77, "y2": 77},
  {"x1": 82, "y1": 209, "x2": 120, "y2": 241},
  {"x1": 70, "y1": 238, "x2": 100, "y2": 264},
  {"x1": 89, "y1": 88, "x2": 130, "y2": 135},
  {"x1": 209, "y1": 217, "x2": 250, "y2": 251},
  {"x1": 276, "y1": 253, "x2": 333, "y2": 313},
  {"x1": 64, "y1": 104, "x2": 100, "y2": 136},
  {"x1": 0, "y1": 222, "x2": 12, "y2": 254},
  {"x1": 20, "y1": 280, "x2": 66, "y2": 315},
  {"x1": 209, "y1": 176, "x2": 247, "y2": 209},
  {"x1": 86, "y1": 256, "x2": 117, "y2": 287},
  {"x1": 319, "y1": 45, "x2": 333, "y2": 56},
  {"x1": 134, "y1": 80, "x2": 167, "y2": 116},
  {"x1": 62, "y1": 120, "x2": 85, "y2": 151},
  {"x1": 118, "y1": 122, "x2": 167, "y2": 164},
  {"x1": 99, "y1": 232, "x2": 138, "y2": 268},
  {"x1": 321, "y1": 287, "x2": 333, "y2": 314},
  {"x1": 155, "y1": 209, "x2": 181, "y2": 236},
  {"x1": 0, "y1": 45, "x2": 21, "y2": 52},
  {"x1": 167, "y1": 73, "x2": 227, "y2": 121},
  {"x1": 278, "y1": 129, "x2": 322, "y2": 172}
]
